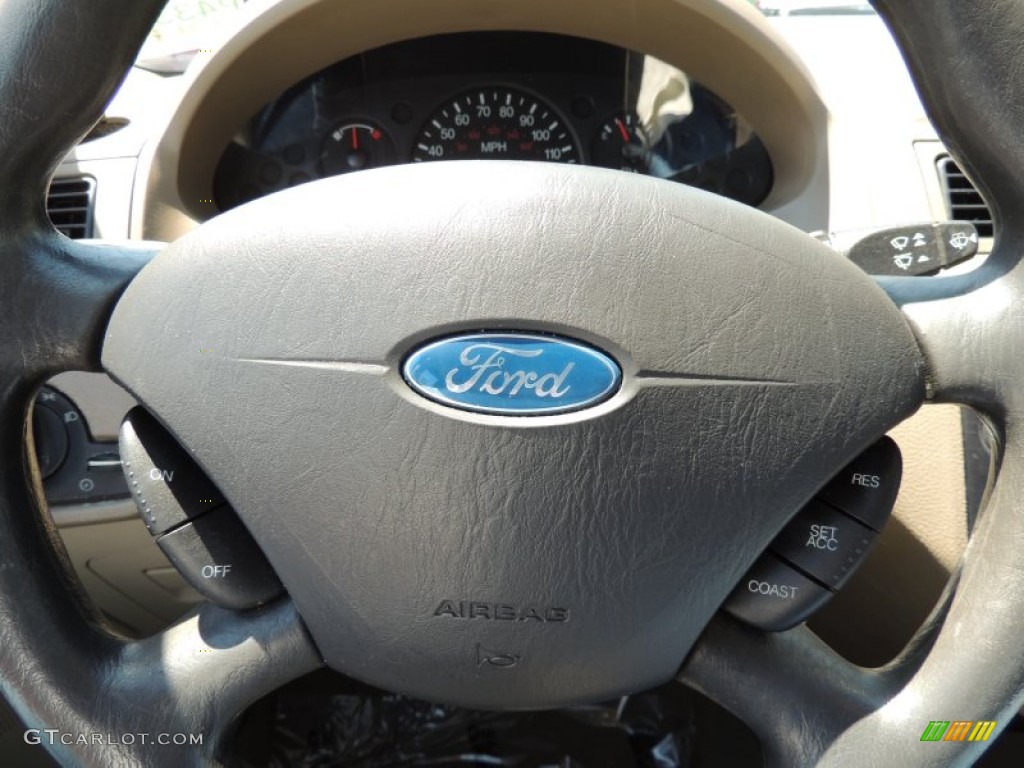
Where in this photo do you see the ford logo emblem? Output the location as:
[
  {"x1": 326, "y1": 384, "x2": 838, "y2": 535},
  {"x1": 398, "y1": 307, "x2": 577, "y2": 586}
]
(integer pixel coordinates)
[{"x1": 402, "y1": 332, "x2": 622, "y2": 415}]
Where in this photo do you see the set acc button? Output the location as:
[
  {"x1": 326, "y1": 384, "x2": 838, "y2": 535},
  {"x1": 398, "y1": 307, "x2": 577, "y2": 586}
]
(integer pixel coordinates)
[{"x1": 724, "y1": 553, "x2": 832, "y2": 631}]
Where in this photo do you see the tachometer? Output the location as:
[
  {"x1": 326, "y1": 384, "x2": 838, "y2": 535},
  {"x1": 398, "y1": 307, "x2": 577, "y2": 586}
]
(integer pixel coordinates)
[{"x1": 413, "y1": 87, "x2": 580, "y2": 164}]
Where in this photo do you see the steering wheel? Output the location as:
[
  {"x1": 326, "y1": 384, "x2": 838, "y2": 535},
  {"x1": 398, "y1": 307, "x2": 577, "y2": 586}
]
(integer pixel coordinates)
[{"x1": 1, "y1": 0, "x2": 1018, "y2": 765}]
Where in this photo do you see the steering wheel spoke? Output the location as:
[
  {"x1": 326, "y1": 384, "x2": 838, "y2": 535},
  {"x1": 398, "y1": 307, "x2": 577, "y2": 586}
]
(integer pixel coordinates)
[
  {"x1": 102, "y1": 600, "x2": 321, "y2": 766},
  {"x1": 680, "y1": 563, "x2": 966, "y2": 767},
  {"x1": 679, "y1": 617, "x2": 891, "y2": 767},
  {"x1": 808, "y1": 429, "x2": 1024, "y2": 767},
  {"x1": 0, "y1": 231, "x2": 321, "y2": 766},
  {"x1": 879, "y1": 259, "x2": 1024, "y2": 409},
  {"x1": 1, "y1": 238, "x2": 159, "y2": 380},
  {"x1": 2, "y1": 373, "x2": 322, "y2": 766}
]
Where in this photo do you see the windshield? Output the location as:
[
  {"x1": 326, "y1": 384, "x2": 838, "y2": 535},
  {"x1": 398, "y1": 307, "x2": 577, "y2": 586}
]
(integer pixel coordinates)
[
  {"x1": 137, "y1": 0, "x2": 877, "y2": 73},
  {"x1": 755, "y1": 0, "x2": 875, "y2": 14},
  {"x1": 137, "y1": 0, "x2": 247, "y2": 69}
]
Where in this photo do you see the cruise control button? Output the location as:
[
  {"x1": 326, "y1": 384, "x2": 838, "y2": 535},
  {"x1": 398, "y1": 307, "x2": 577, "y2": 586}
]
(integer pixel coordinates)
[
  {"x1": 723, "y1": 553, "x2": 832, "y2": 631},
  {"x1": 819, "y1": 436, "x2": 902, "y2": 531},
  {"x1": 119, "y1": 407, "x2": 225, "y2": 535},
  {"x1": 156, "y1": 505, "x2": 282, "y2": 610},
  {"x1": 771, "y1": 499, "x2": 876, "y2": 590}
]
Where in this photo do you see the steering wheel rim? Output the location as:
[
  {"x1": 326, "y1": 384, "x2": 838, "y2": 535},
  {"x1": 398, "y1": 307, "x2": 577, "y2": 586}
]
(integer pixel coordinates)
[
  {"x1": 0, "y1": 1, "x2": 1018, "y2": 766},
  {"x1": 684, "y1": 3, "x2": 1024, "y2": 766},
  {"x1": 0, "y1": 1, "x2": 321, "y2": 765}
]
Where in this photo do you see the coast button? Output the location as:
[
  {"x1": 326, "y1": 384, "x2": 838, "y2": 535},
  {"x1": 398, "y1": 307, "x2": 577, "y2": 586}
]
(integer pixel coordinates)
[{"x1": 723, "y1": 553, "x2": 832, "y2": 631}]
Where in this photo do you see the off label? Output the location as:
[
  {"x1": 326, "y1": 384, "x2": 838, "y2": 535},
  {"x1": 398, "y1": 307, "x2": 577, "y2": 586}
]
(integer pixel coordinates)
[{"x1": 201, "y1": 565, "x2": 232, "y2": 578}]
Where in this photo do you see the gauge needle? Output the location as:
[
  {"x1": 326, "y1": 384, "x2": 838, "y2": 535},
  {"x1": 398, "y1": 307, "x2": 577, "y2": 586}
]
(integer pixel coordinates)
[
  {"x1": 616, "y1": 118, "x2": 631, "y2": 143},
  {"x1": 351, "y1": 129, "x2": 360, "y2": 150}
]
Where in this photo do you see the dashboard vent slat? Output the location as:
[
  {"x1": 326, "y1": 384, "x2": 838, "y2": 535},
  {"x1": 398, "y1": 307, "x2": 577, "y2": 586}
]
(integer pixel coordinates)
[
  {"x1": 46, "y1": 176, "x2": 95, "y2": 239},
  {"x1": 937, "y1": 156, "x2": 993, "y2": 238}
]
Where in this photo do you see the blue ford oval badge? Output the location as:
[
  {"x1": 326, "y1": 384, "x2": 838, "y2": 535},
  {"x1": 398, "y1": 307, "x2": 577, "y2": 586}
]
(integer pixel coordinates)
[{"x1": 402, "y1": 333, "x2": 622, "y2": 415}]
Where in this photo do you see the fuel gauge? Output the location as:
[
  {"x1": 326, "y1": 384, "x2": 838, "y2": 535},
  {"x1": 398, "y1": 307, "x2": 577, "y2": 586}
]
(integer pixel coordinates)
[
  {"x1": 321, "y1": 122, "x2": 395, "y2": 176},
  {"x1": 592, "y1": 112, "x2": 650, "y2": 173}
]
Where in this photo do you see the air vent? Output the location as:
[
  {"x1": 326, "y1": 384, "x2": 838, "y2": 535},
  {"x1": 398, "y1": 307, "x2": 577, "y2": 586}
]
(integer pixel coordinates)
[
  {"x1": 937, "y1": 156, "x2": 993, "y2": 238},
  {"x1": 46, "y1": 176, "x2": 95, "y2": 239}
]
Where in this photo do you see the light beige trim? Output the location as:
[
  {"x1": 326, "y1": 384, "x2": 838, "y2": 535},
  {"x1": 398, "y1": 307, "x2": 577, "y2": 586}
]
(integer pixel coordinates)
[
  {"x1": 133, "y1": 0, "x2": 830, "y2": 240},
  {"x1": 889, "y1": 405, "x2": 967, "y2": 572}
]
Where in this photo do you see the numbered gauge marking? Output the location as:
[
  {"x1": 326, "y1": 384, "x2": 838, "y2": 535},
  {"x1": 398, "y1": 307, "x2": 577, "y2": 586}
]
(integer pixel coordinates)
[{"x1": 413, "y1": 87, "x2": 581, "y2": 164}]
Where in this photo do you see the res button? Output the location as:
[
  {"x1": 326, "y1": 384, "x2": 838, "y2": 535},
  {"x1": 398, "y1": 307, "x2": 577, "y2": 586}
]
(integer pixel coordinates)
[{"x1": 818, "y1": 436, "x2": 902, "y2": 531}]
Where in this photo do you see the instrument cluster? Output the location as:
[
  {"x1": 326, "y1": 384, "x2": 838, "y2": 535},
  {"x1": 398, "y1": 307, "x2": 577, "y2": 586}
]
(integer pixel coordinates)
[{"x1": 213, "y1": 32, "x2": 773, "y2": 211}]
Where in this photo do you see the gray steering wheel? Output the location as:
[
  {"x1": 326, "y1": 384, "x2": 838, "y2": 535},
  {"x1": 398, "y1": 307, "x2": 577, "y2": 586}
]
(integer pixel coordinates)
[{"x1": 0, "y1": 1, "x2": 1019, "y2": 766}]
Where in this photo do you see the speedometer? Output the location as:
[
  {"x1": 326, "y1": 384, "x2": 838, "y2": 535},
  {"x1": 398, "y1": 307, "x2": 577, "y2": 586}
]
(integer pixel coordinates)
[{"x1": 413, "y1": 87, "x2": 581, "y2": 164}]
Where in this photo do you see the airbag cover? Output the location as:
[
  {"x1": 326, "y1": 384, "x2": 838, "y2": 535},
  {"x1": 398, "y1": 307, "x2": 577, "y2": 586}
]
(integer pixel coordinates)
[{"x1": 103, "y1": 162, "x2": 924, "y2": 708}]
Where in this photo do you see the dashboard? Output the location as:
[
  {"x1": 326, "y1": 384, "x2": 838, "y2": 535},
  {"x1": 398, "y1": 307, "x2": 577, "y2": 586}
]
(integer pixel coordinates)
[{"x1": 212, "y1": 32, "x2": 773, "y2": 211}]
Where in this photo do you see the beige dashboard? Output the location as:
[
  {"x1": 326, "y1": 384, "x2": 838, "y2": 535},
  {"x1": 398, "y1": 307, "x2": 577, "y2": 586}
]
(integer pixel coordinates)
[{"x1": 133, "y1": 0, "x2": 829, "y2": 239}]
